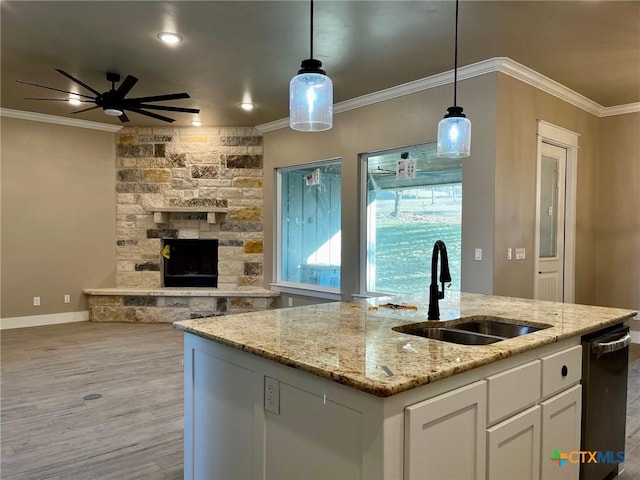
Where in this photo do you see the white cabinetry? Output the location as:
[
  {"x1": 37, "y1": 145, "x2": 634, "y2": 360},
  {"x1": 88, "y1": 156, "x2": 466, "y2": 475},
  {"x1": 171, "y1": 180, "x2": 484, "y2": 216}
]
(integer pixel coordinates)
[
  {"x1": 540, "y1": 383, "x2": 582, "y2": 479},
  {"x1": 485, "y1": 346, "x2": 582, "y2": 480},
  {"x1": 183, "y1": 332, "x2": 583, "y2": 480},
  {"x1": 405, "y1": 381, "x2": 486, "y2": 480},
  {"x1": 487, "y1": 406, "x2": 541, "y2": 480}
]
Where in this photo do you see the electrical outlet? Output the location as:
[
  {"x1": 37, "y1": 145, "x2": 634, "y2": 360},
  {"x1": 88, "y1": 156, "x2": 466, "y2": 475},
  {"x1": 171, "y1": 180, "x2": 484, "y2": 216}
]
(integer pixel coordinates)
[
  {"x1": 264, "y1": 376, "x2": 280, "y2": 414},
  {"x1": 287, "y1": 297, "x2": 294, "y2": 307},
  {"x1": 33, "y1": 296, "x2": 41, "y2": 306},
  {"x1": 474, "y1": 248, "x2": 482, "y2": 261},
  {"x1": 507, "y1": 248, "x2": 512, "y2": 260},
  {"x1": 179, "y1": 190, "x2": 185, "y2": 198},
  {"x1": 193, "y1": 189, "x2": 199, "y2": 198},
  {"x1": 64, "y1": 294, "x2": 71, "y2": 303}
]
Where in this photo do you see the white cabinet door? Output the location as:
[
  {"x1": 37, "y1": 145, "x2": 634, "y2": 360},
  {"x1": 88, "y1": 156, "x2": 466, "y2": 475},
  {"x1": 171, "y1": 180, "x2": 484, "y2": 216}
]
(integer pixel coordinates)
[
  {"x1": 487, "y1": 405, "x2": 541, "y2": 480},
  {"x1": 405, "y1": 380, "x2": 487, "y2": 480},
  {"x1": 540, "y1": 385, "x2": 582, "y2": 480}
]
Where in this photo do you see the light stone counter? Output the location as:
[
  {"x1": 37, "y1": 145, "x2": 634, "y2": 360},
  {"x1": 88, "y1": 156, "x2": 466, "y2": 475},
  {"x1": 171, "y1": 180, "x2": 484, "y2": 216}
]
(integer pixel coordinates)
[{"x1": 173, "y1": 292, "x2": 636, "y2": 397}]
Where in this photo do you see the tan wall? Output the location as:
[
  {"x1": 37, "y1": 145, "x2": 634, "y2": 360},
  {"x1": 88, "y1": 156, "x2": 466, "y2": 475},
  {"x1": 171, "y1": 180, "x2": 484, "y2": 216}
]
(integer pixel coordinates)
[
  {"x1": 263, "y1": 74, "x2": 498, "y2": 300},
  {"x1": 494, "y1": 74, "x2": 601, "y2": 303},
  {"x1": 1, "y1": 117, "x2": 116, "y2": 319},
  {"x1": 596, "y1": 113, "x2": 640, "y2": 311}
]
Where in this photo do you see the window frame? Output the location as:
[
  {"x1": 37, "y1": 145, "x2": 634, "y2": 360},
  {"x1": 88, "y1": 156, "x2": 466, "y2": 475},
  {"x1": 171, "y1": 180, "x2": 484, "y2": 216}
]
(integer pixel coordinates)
[
  {"x1": 359, "y1": 143, "x2": 462, "y2": 297},
  {"x1": 271, "y1": 157, "x2": 343, "y2": 301}
]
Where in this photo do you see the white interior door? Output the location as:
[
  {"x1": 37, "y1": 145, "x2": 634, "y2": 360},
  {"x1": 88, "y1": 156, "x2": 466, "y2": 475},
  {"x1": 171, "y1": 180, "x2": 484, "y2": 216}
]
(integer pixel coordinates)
[{"x1": 535, "y1": 142, "x2": 567, "y2": 302}]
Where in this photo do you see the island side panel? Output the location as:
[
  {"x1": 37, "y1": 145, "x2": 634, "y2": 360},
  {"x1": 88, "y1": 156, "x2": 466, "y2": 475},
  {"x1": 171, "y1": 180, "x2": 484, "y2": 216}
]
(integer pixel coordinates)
[
  {"x1": 183, "y1": 332, "x2": 391, "y2": 479},
  {"x1": 184, "y1": 334, "x2": 265, "y2": 480}
]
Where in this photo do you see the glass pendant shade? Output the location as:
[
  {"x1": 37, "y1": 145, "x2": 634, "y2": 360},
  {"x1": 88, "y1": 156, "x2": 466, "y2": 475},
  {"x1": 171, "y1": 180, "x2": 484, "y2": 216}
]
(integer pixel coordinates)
[
  {"x1": 437, "y1": 108, "x2": 471, "y2": 158},
  {"x1": 436, "y1": 0, "x2": 471, "y2": 158},
  {"x1": 290, "y1": 60, "x2": 333, "y2": 132}
]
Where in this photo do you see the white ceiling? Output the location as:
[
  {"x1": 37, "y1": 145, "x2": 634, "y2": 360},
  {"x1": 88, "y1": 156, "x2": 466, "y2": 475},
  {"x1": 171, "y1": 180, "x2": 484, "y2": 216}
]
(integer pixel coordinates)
[{"x1": 1, "y1": 1, "x2": 639, "y2": 128}]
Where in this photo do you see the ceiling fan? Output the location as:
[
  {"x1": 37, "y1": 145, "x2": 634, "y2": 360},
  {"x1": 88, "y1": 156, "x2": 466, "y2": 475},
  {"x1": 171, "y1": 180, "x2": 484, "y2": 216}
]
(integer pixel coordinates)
[{"x1": 17, "y1": 69, "x2": 200, "y2": 123}]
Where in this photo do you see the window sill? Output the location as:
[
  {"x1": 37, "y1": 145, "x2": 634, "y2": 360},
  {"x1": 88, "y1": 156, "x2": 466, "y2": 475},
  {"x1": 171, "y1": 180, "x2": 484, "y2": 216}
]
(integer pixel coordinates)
[{"x1": 270, "y1": 283, "x2": 342, "y2": 301}]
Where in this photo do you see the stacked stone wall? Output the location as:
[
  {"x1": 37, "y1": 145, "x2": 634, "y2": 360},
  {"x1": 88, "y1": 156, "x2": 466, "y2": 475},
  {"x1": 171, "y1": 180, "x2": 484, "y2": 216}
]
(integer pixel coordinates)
[{"x1": 115, "y1": 126, "x2": 264, "y2": 289}]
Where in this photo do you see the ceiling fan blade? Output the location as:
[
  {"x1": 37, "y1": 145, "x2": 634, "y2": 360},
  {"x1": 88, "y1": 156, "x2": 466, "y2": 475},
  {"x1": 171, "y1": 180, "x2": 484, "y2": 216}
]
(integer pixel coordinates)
[
  {"x1": 119, "y1": 112, "x2": 130, "y2": 123},
  {"x1": 127, "y1": 107, "x2": 176, "y2": 123},
  {"x1": 55, "y1": 69, "x2": 102, "y2": 96},
  {"x1": 16, "y1": 80, "x2": 95, "y2": 99},
  {"x1": 135, "y1": 104, "x2": 200, "y2": 114},
  {"x1": 71, "y1": 105, "x2": 100, "y2": 114},
  {"x1": 124, "y1": 92, "x2": 190, "y2": 103},
  {"x1": 24, "y1": 97, "x2": 94, "y2": 102},
  {"x1": 115, "y1": 75, "x2": 138, "y2": 98}
]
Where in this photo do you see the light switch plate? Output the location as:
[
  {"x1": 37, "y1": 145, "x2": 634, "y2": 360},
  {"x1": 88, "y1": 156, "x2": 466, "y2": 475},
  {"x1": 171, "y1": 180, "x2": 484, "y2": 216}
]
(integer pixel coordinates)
[
  {"x1": 474, "y1": 248, "x2": 482, "y2": 261},
  {"x1": 515, "y1": 248, "x2": 526, "y2": 260}
]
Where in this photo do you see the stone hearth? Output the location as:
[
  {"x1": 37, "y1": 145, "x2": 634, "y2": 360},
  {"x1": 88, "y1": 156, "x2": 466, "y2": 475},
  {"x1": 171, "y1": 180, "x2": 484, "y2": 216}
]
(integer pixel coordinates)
[{"x1": 84, "y1": 287, "x2": 279, "y2": 323}]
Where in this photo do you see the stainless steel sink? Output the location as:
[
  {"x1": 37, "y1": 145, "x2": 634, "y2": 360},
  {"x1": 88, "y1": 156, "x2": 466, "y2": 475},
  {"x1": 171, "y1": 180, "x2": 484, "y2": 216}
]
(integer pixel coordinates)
[
  {"x1": 453, "y1": 319, "x2": 547, "y2": 338},
  {"x1": 393, "y1": 317, "x2": 552, "y2": 345},
  {"x1": 398, "y1": 327, "x2": 503, "y2": 345}
]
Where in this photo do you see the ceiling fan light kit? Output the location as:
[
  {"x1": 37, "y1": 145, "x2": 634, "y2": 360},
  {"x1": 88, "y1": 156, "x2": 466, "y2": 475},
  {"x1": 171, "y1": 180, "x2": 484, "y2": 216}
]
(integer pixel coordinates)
[
  {"x1": 437, "y1": 0, "x2": 471, "y2": 158},
  {"x1": 289, "y1": 0, "x2": 333, "y2": 132},
  {"x1": 17, "y1": 69, "x2": 200, "y2": 124}
]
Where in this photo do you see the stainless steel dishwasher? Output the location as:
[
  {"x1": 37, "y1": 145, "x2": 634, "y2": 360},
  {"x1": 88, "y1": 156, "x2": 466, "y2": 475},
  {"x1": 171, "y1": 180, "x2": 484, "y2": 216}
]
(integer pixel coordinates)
[{"x1": 581, "y1": 323, "x2": 631, "y2": 480}]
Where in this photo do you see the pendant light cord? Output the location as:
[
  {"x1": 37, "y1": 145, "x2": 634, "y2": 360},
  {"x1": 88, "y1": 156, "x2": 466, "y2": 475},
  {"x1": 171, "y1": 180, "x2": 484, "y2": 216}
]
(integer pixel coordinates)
[
  {"x1": 310, "y1": 0, "x2": 314, "y2": 59},
  {"x1": 453, "y1": 0, "x2": 459, "y2": 107}
]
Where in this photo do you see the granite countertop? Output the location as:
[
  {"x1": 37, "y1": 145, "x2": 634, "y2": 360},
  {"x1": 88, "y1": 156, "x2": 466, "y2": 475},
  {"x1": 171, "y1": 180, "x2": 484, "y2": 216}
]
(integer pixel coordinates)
[{"x1": 173, "y1": 292, "x2": 636, "y2": 397}]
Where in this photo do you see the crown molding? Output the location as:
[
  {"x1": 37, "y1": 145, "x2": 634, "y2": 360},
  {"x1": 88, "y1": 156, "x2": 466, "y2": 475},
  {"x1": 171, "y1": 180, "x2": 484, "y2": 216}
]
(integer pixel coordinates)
[
  {"x1": 598, "y1": 102, "x2": 640, "y2": 118},
  {"x1": 0, "y1": 108, "x2": 123, "y2": 132},
  {"x1": 256, "y1": 57, "x2": 640, "y2": 133}
]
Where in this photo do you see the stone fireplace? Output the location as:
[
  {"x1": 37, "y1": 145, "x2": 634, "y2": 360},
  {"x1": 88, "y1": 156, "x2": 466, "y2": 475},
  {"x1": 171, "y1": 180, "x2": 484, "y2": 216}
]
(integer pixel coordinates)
[{"x1": 85, "y1": 126, "x2": 280, "y2": 322}]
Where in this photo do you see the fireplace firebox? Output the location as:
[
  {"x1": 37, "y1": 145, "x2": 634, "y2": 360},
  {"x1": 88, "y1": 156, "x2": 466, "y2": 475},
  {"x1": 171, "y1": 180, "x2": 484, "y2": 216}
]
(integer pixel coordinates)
[{"x1": 162, "y1": 239, "x2": 218, "y2": 287}]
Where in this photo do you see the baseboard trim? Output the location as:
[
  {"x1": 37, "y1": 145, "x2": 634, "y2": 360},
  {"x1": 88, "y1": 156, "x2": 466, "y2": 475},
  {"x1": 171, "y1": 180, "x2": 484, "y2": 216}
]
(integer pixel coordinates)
[
  {"x1": 630, "y1": 330, "x2": 640, "y2": 345},
  {"x1": 0, "y1": 311, "x2": 89, "y2": 330}
]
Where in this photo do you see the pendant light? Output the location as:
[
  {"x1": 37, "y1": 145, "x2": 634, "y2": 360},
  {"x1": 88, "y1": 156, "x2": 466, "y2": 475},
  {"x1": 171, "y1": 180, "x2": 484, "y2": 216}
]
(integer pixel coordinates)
[
  {"x1": 289, "y1": 0, "x2": 333, "y2": 132},
  {"x1": 436, "y1": 0, "x2": 471, "y2": 158}
]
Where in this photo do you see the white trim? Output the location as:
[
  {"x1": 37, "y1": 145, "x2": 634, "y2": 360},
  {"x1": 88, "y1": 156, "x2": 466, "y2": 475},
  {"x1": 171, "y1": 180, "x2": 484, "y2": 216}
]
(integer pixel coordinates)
[
  {"x1": 270, "y1": 283, "x2": 342, "y2": 301},
  {"x1": 534, "y1": 121, "x2": 579, "y2": 304},
  {"x1": 256, "y1": 57, "x2": 640, "y2": 133},
  {"x1": 599, "y1": 102, "x2": 640, "y2": 118},
  {"x1": 0, "y1": 310, "x2": 89, "y2": 330},
  {"x1": 0, "y1": 108, "x2": 122, "y2": 132},
  {"x1": 537, "y1": 120, "x2": 581, "y2": 147}
]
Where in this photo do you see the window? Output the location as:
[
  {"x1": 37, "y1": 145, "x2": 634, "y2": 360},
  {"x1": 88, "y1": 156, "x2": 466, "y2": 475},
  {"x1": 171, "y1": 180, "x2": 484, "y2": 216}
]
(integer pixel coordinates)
[
  {"x1": 361, "y1": 143, "x2": 461, "y2": 295},
  {"x1": 276, "y1": 160, "x2": 341, "y2": 291}
]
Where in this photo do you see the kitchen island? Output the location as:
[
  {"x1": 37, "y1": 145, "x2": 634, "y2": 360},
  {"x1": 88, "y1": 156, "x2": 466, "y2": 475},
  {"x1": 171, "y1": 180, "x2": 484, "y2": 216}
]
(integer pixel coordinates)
[{"x1": 174, "y1": 292, "x2": 636, "y2": 480}]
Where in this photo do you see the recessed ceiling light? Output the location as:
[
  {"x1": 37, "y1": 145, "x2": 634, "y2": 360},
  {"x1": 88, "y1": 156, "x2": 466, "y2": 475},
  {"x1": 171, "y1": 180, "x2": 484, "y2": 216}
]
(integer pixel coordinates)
[
  {"x1": 191, "y1": 120, "x2": 202, "y2": 127},
  {"x1": 240, "y1": 102, "x2": 254, "y2": 111},
  {"x1": 158, "y1": 32, "x2": 183, "y2": 45}
]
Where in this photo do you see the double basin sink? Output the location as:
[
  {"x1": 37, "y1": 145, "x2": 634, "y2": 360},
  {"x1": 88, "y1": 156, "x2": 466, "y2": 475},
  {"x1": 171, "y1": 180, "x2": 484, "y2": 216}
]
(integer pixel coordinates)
[{"x1": 393, "y1": 317, "x2": 552, "y2": 345}]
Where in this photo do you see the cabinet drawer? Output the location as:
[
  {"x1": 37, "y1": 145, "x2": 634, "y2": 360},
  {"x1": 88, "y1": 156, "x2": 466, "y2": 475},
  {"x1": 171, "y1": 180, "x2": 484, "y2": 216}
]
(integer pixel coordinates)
[
  {"x1": 541, "y1": 345, "x2": 582, "y2": 398},
  {"x1": 487, "y1": 360, "x2": 541, "y2": 425}
]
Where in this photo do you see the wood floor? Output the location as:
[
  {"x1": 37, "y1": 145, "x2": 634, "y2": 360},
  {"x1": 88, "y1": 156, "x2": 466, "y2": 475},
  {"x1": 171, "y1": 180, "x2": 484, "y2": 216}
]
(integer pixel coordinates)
[
  {"x1": 1, "y1": 322, "x2": 639, "y2": 480},
  {"x1": 1, "y1": 322, "x2": 184, "y2": 480}
]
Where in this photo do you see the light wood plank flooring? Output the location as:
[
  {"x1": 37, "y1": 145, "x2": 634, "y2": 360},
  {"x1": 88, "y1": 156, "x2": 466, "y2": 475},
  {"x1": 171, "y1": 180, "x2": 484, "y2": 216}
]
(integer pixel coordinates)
[
  {"x1": 1, "y1": 322, "x2": 639, "y2": 479},
  {"x1": 1, "y1": 322, "x2": 184, "y2": 480}
]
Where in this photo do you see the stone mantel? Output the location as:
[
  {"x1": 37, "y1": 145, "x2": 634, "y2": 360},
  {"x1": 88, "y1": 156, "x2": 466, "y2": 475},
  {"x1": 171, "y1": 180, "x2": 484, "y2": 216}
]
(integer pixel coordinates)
[{"x1": 149, "y1": 206, "x2": 228, "y2": 225}]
